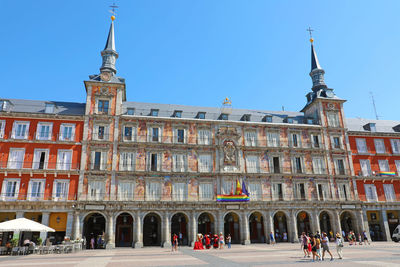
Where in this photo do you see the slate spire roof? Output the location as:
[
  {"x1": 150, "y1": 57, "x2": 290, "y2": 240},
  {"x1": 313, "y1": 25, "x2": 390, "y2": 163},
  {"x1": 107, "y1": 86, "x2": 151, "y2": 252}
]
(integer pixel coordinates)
[
  {"x1": 100, "y1": 20, "x2": 119, "y2": 75},
  {"x1": 311, "y1": 44, "x2": 322, "y2": 71}
]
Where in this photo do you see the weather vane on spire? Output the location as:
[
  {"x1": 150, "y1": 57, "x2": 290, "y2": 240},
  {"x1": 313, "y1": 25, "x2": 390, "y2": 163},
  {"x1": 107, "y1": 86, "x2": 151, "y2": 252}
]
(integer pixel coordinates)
[
  {"x1": 109, "y1": 2, "x2": 119, "y2": 21},
  {"x1": 307, "y1": 27, "x2": 314, "y2": 43}
]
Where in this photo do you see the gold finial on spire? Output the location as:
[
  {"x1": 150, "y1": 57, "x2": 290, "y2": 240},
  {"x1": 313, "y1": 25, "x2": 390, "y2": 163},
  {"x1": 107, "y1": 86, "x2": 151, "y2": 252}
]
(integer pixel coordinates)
[
  {"x1": 109, "y1": 2, "x2": 118, "y2": 21},
  {"x1": 223, "y1": 97, "x2": 232, "y2": 105},
  {"x1": 306, "y1": 26, "x2": 314, "y2": 43}
]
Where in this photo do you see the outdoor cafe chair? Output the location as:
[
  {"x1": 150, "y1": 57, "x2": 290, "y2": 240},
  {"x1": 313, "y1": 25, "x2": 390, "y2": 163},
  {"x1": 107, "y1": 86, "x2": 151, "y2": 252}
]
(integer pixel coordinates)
[
  {"x1": 0, "y1": 247, "x2": 6, "y2": 255},
  {"x1": 11, "y1": 247, "x2": 19, "y2": 256}
]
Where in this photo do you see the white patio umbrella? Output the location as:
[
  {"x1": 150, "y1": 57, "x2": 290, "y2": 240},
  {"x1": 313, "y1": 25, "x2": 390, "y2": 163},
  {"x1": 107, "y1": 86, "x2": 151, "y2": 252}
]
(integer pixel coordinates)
[{"x1": 0, "y1": 218, "x2": 55, "y2": 232}]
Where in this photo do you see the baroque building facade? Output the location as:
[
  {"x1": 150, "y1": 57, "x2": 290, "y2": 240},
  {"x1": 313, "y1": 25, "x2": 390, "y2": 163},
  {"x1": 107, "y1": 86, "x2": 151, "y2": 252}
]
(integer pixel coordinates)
[{"x1": 0, "y1": 18, "x2": 398, "y2": 248}]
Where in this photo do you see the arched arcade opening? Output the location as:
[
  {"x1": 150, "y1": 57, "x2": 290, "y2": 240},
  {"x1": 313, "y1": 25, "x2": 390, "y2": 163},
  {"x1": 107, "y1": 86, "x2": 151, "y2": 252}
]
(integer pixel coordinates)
[{"x1": 83, "y1": 213, "x2": 106, "y2": 249}]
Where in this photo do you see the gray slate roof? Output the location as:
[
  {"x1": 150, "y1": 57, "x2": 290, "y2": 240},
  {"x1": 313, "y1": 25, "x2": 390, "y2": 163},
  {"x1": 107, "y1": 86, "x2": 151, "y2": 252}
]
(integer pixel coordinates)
[
  {"x1": 346, "y1": 118, "x2": 400, "y2": 134},
  {"x1": 123, "y1": 101, "x2": 310, "y2": 124},
  {"x1": 0, "y1": 99, "x2": 86, "y2": 116}
]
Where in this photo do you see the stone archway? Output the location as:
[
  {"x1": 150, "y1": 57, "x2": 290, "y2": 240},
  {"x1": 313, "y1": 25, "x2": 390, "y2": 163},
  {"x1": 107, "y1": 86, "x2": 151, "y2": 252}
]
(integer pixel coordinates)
[
  {"x1": 297, "y1": 211, "x2": 311, "y2": 235},
  {"x1": 319, "y1": 211, "x2": 332, "y2": 237},
  {"x1": 340, "y1": 211, "x2": 355, "y2": 240},
  {"x1": 83, "y1": 213, "x2": 106, "y2": 249},
  {"x1": 171, "y1": 213, "x2": 189, "y2": 246},
  {"x1": 273, "y1": 211, "x2": 289, "y2": 242},
  {"x1": 224, "y1": 212, "x2": 241, "y2": 244},
  {"x1": 115, "y1": 213, "x2": 134, "y2": 247},
  {"x1": 143, "y1": 213, "x2": 161, "y2": 246},
  {"x1": 249, "y1": 212, "x2": 265, "y2": 243},
  {"x1": 198, "y1": 213, "x2": 215, "y2": 235}
]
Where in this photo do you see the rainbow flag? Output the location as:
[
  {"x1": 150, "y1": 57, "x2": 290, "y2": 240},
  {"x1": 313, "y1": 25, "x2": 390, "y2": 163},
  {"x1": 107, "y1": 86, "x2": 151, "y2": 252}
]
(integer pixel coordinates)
[
  {"x1": 216, "y1": 194, "x2": 250, "y2": 202},
  {"x1": 379, "y1": 171, "x2": 396, "y2": 176}
]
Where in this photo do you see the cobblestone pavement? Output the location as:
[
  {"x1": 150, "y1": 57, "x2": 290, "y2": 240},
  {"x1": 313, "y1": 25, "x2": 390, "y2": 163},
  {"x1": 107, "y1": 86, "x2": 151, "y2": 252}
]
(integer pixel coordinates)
[{"x1": 0, "y1": 242, "x2": 399, "y2": 267}]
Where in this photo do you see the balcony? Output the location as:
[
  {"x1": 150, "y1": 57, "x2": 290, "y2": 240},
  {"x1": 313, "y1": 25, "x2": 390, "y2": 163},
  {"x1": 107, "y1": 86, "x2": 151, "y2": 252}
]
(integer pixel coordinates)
[
  {"x1": 0, "y1": 161, "x2": 80, "y2": 171},
  {"x1": 357, "y1": 170, "x2": 399, "y2": 178},
  {"x1": 91, "y1": 133, "x2": 111, "y2": 141},
  {"x1": 0, "y1": 192, "x2": 75, "y2": 201}
]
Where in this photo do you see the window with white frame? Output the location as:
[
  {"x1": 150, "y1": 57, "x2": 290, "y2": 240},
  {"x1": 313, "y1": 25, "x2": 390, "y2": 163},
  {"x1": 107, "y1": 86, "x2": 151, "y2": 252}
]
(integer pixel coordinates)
[
  {"x1": 395, "y1": 160, "x2": 400, "y2": 175},
  {"x1": 311, "y1": 134, "x2": 320, "y2": 148},
  {"x1": 292, "y1": 156, "x2": 304, "y2": 174},
  {"x1": 59, "y1": 124, "x2": 75, "y2": 141},
  {"x1": 244, "y1": 130, "x2": 257, "y2": 147},
  {"x1": 0, "y1": 120, "x2": 5, "y2": 138},
  {"x1": 374, "y1": 139, "x2": 386, "y2": 153},
  {"x1": 378, "y1": 160, "x2": 390, "y2": 172},
  {"x1": 360, "y1": 159, "x2": 372, "y2": 176},
  {"x1": 123, "y1": 125, "x2": 136, "y2": 142},
  {"x1": 36, "y1": 122, "x2": 52, "y2": 140},
  {"x1": 149, "y1": 127, "x2": 161, "y2": 142},
  {"x1": 91, "y1": 151, "x2": 107, "y2": 170},
  {"x1": 327, "y1": 112, "x2": 340, "y2": 127},
  {"x1": 246, "y1": 155, "x2": 259, "y2": 173},
  {"x1": 391, "y1": 139, "x2": 400, "y2": 154},
  {"x1": 290, "y1": 132, "x2": 301, "y2": 148},
  {"x1": 332, "y1": 136, "x2": 342, "y2": 149},
  {"x1": 146, "y1": 181, "x2": 161, "y2": 201},
  {"x1": 1, "y1": 179, "x2": 20, "y2": 200},
  {"x1": 272, "y1": 183, "x2": 284, "y2": 201},
  {"x1": 267, "y1": 131, "x2": 280, "y2": 147},
  {"x1": 364, "y1": 184, "x2": 378, "y2": 202},
  {"x1": 52, "y1": 179, "x2": 69, "y2": 201},
  {"x1": 27, "y1": 179, "x2": 45, "y2": 200},
  {"x1": 57, "y1": 150, "x2": 72, "y2": 170},
  {"x1": 198, "y1": 154, "x2": 212, "y2": 172},
  {"x1": 172, "y1": 182, "x2": 187, "y2": 201},
  {"x1": 383, "y1": 184, "x2": 396, "y2": 201},
  {"x1": 356, "y1": 138, "x2": 368, "y2": 153},
  {"x1": 294, "y1": 182, "x2": 307, "y2": 200},
  {"x1": 45, "y1": 103, "x2": 55, "y2": 113},
  {"x1": 338, "y1": 183, "x2": 350, "y2": 201},
  {"x1": 94, "y1": 124, "x2": 109, "y2": 140},
  {"x1": 97, "y1": 99, "x2": 109, "y2": 114},
  {"x1": 119, "y1": 152, "x2": 135, "y2": 171},
  {"x1": 199, "y1": 183, "x2": 213, "y2": 200},
  {"x1": 7, "y1": 148, "x2": 25, "y2": 169},
  {"x1": 118, "y1": 181, "x2": 135, "y2": 201},
  {"x1": 173, "y1": 154, "x2": 186, "y2": 172},
  {"x1": 334, "y1": 158, "x2": 346, "y2": 175},
  {"x1": 147, "y1": 152, "x2": 161, "y2": 172},
  {"x1": 222, "y1": 180, "x2": 234, "y2": 195},
  {"x1": 317, "y1": 183, "x2": 329, "y2": 201},
  {"x1": 174, "y1": 128, "x2": 186, "y2": 143},
  {"x1": 312, "y1": 157, "x2": 325, "y2": 174},
  {"x1": 12, "y1": 121, "x2": 29, "y2": 139},
  {"x1": 248, "y1": 182, "x2": 261, "y2": 200},
  {"x1": 32, "y1": 149, "x2": 49, "y2": 170},
  {"x1": 88, "y1": 180, "x2": 105, "y2": 201},
  {"x1": 198, "y1": 129, "x2": 211, "y2": 145}
]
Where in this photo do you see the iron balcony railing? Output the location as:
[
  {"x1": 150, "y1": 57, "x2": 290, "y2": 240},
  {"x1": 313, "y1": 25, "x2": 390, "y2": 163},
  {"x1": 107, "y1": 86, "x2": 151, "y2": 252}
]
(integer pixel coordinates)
[
  {"x1": 0, "y1": 161, "x2": 80, "y2": 171},
  {"x1": 6, "y1": 131, "x2": 76, "y2": 142},
  {"x1": 0, "y1": 192, "x2": 76, "y2": 201}
]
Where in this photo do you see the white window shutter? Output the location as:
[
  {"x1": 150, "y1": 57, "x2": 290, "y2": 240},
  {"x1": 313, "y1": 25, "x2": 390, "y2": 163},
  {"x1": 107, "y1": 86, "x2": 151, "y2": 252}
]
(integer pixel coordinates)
[
  {"x1": 101, "y1": 152, "x2": 107, "y2": 170},
  {"x1": 91, "y1": 152, "x2": 95, "y2": 169}
]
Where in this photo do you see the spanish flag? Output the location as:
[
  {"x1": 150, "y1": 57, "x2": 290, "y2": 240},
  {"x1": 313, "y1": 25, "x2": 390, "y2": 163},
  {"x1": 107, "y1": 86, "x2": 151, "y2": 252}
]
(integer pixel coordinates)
[{"x1": 235, "y1": 179, "x2": 242, "y2": 195}]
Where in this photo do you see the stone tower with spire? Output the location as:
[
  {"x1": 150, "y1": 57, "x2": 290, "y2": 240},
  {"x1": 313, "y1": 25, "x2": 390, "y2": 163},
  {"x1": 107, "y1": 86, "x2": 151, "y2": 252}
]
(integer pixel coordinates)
[
  {"x1": 77, "y1": 16, "x2": 127, "y2": 249},
  {"x1": 302, "y1": 37, "x2": 357, "y2": 201}
]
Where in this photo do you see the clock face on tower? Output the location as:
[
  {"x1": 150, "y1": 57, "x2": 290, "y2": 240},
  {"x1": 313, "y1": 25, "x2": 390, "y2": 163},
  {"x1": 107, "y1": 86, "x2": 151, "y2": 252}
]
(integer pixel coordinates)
[{"x1": 100, "y1": 72, "x2": 111, "y2": 82}]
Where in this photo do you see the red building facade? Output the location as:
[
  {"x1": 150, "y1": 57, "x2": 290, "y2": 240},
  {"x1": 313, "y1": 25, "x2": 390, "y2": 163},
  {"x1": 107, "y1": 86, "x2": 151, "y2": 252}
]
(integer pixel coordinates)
[
  {"x1": 347, "y1": 118, "x2": 400, "y2": 241},
  {"x1": 0, "y1": 99, "x2": 84, "y2": 244}
]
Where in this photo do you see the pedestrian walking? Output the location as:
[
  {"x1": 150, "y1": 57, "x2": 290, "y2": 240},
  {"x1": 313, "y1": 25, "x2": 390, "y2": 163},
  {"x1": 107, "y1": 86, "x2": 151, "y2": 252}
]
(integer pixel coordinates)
[
  {"x1": 301, "y1": 232, "x2": 310, "y2": 258},
  {"x1": 90, "y1": 237, "x2": 95, "y2": 249},
  {"x1": 226, "y1": 234, "x2": 231, "y2": 249},
  {"x1": 321, "y1": 232, "x2": 333, "y2": 261},
  {"x1": 310, "y1": 235, "x2": 321, "y2": 262},
  {"x1": 315, "y1": 233, "x2": 322, "y2": 260},
  {"x1": 179, "y1": 232, "x2": 183, "y2": 246},
  {"x1": 283, "y1": 232, "x2": 288, "y2": 242},
  {"x1": 219, "y1": 233, "x2": 224, "y2": 249},
  {"x1": 269, "y1": 231, "x2": 275, "y2": 245},
  {"x1": 172, "y1": 233, "x2": 178, "y2": 251},
  {"x1": 335, "y1": 233, "x2": 343, "y2": 259},
  {"x1": 363, "y1": 230, "x2": 370, "y2": 245}
]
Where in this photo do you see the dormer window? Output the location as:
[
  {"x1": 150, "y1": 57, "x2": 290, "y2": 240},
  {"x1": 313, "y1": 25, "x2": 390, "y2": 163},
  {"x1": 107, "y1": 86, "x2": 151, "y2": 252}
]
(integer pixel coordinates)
[
  {"x1": 241, "y1": 114, "x2": 251, "y2": 121},
  {"x1": 220, "y1": 113, "x2": 228, "y2": 120},
  {"x1": 363, "y1": 123, "x2": 376, "y2": 132},
  {"x1": 45, "y1": 103, "x2": 55, "y2": 113},
  {"x1": 150, "y1": 109, "x2": 159, "y2": 117},
  {"x1": 393, "y1": 124, "x2": 400, "y2": 132},
  {"x1": 287, "y1": 117, "x2": 294, "y2": 123},
  {"x1": 307, "y1": 118, "x2": 314, "y2": 124},
  {"x1": 127, "y1": 108, "x2": 135, "y2": 115},
  {"x1": 0, "y1": 100, "x2": 10, "y2": 112},
  {"x1": 263, "y1": 115, "x2": 272, "y2": 123},
  {"x1": 174, "y1": 110, "x2": 182, "y2": 118},
  {"x1": 197, "y1": 112, "x2": 206, "y2": 119}
]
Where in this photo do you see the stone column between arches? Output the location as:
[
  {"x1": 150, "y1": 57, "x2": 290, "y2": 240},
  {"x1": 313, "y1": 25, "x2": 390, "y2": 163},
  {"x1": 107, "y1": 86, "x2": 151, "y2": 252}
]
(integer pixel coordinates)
[
  {"x1": 134, "y1": 212, "x2": 143, "y2": 248},
  {"x1": 163, "y1": 212, "x2": 171, "y2": 248},
  {"x1": 241, "y1": 212, "x2": 250, "y2": 245},
  {"x1": 106, "y1": 213, "x2": 115, "y2": 249}
]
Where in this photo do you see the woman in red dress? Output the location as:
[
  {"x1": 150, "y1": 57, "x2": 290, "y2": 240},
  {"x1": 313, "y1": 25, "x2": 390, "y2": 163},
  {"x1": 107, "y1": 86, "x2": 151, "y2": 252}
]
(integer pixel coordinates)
[
  {"x1": 213, "y1": 234, "x2": 219, "y2": 249},
  {"x1": 205, "y1": 235, "x2": 211, "y2": 249},
  {"x1": 194, "y1": 234, "x2": 204, "y2": 250}
]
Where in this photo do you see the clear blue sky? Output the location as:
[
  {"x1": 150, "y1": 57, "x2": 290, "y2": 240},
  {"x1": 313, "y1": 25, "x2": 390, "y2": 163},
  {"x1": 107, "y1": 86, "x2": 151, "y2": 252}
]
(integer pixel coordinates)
[{"x1": 3, "y1": 0, "x2": 400, "y2": 120}]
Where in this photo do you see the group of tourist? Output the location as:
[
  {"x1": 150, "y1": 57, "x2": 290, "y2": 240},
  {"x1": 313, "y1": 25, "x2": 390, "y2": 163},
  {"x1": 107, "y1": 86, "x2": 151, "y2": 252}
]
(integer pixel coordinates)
[
  {"x1": 300, "y1": 231, "x2": 339, "y2": 261},
  {"x1": 341, "y1": 230, "x2": 370, "y2": 245},
  {"x1": 193, "y1": 233, "x2": 231, "y2": 250}
]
